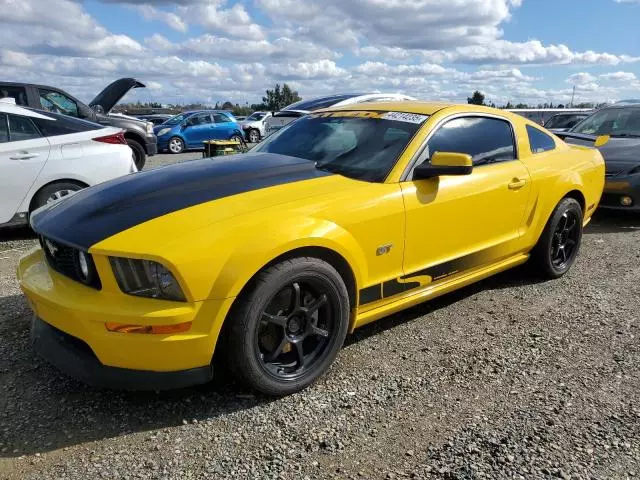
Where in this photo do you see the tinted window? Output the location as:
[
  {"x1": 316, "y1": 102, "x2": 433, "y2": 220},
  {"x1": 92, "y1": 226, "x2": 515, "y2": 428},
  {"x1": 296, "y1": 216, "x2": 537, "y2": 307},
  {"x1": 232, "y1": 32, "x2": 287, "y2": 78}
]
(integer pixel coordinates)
[
  {"x1": 188, "y1": 113, "x2": 212, "y2": 126},
  {"x1": 0, "y1": 86, "x2": 28, "y2": 106},
  {"x1": 39, "y1": 89, "x2": 79, "y2": 117},
  {"x1": 31, "y1": 113, "x2": 99, "y2": 137},
  {"x1": 253, "y1": 111, "x2": 425, "y2": 182},
  {"x1": 213, "y1": 113, "x2": 232, "y2": 123},
  {"x1": 0, "y1": 114, "x2": 8, "y2": 143},
  {"x1": 8, "y1": 115, "x2": 41, "y2": 142},
  {"x1": 425, "y1": 116, "x2": 516, "y2": 166},
  {"x1": 247, "y1": 112, "x2": 267, "y2": 121},
  {"x1": 527, "y1": 126, "x2": 556, "y2": 154}
]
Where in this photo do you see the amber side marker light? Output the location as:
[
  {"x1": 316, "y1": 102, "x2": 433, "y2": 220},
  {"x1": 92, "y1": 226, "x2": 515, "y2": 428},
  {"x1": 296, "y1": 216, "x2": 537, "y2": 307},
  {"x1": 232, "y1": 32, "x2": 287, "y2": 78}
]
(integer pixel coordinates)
[{"x1": 105, "y1": 322, "x2": 192, "y2": 334}]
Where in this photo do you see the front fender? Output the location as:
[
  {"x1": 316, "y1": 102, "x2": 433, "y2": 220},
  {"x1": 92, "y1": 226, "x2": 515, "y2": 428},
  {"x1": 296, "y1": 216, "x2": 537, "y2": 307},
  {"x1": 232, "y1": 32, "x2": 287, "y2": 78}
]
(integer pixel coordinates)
[{"x1": 207, "y1": 216, "x2": 368, "y2": 301}]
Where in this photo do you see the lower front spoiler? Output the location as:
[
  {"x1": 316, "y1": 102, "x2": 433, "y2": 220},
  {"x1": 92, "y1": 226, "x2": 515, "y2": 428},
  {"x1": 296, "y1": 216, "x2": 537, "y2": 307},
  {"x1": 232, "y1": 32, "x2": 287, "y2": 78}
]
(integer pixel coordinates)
[{"x1": 31, "y1": 316, "x2": 214, "y2": 391}]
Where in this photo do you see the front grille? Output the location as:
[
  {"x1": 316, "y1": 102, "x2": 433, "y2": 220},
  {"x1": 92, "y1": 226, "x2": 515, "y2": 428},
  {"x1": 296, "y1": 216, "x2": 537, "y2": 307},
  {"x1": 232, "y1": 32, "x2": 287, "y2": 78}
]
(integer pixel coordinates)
[{"x1": 39, "y1": 236, "x2": 102, "y2": 290}]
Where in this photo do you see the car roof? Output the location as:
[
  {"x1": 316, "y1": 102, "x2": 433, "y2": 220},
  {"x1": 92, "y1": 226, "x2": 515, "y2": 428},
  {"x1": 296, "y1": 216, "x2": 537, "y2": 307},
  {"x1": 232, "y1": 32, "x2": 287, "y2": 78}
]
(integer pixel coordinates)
[
  {"x1": 0, "y1": 97, "x2": 56, "y2": 120},
  {"x1": 317, "y1": 101, "x2": 480, "y2": 115},
  {"x1": 0, "y1": 80, "x2": 61, "y2": 90}
]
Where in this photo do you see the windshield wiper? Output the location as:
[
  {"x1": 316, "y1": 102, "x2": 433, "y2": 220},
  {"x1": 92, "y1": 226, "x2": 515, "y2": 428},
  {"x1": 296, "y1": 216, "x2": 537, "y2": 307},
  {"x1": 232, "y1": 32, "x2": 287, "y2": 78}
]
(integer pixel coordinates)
[{"x1": 610, "y1": 133, "x2": 640, "y2": 138}]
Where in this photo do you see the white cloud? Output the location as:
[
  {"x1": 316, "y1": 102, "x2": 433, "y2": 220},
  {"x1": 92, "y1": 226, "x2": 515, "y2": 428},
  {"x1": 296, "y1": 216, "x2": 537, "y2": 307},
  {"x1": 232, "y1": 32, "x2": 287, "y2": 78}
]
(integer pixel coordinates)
[
  {"x1": 566, "y1": 72, "x2": 597, "y2": 85},
  {"x1": 134, "y1": 5, "x2": 188, "y2": 33},
  {"x1": 600, "y1": 71, "x2": 638, "y2": 81}
]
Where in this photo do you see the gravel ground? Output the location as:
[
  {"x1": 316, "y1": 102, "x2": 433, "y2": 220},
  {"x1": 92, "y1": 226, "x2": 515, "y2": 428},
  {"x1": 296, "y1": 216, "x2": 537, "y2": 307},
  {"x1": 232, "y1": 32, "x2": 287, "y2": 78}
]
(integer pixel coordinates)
[{"x1": 0, "y1": 164, "x2": 638, "y2": 479}]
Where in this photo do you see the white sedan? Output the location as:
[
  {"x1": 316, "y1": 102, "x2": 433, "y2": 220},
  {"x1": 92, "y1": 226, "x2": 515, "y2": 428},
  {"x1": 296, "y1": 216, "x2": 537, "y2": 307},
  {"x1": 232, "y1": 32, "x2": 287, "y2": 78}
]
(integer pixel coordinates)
[{"x1": 0, "y1": 97, "x2": 136, "y2": 229}]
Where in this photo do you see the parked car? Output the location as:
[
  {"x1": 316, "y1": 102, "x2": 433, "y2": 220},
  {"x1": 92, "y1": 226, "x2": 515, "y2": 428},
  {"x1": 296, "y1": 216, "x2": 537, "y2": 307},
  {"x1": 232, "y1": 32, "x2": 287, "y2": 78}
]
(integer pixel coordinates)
[
  {"x1": 558, "y1": 103, "x2": 640, "y2": 211},
  {"x1": 154, "y1": 110, "x2": 243, "y2": 154},
  {"x1": 543, "y1": 112, "x2": 590, "y2": 131},
  {"x1": 240, "y1": 111, "x2": 272, "y2": 143},
  {"x1": 507, "y1": 108, "x2": 592, "y2": 126},
  {"x1": 0, "y1": 98, "x2": 136, "y2": 229},
  {"x1": 235, "y1": 115, "x2": 247, "y2": 122},
  {"x1": 20, "y1": 102, "x2": 604, "y2": 394},
  {"x1": 0, "y1": 78, "x2": 157, "y2": 169},
  {"x1": 136, "y1": 114, "x2": 174, "y2": 126},
  {"x1": 265, "y1": 93, "x2": 417, "y2": 136}
]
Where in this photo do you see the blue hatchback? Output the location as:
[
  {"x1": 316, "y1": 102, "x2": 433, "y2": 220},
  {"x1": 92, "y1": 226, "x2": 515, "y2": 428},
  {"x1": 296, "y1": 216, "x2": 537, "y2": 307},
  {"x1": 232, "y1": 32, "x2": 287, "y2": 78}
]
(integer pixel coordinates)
[{"x1": 154, "y1": 110, "x2": 244, "y2": 154}]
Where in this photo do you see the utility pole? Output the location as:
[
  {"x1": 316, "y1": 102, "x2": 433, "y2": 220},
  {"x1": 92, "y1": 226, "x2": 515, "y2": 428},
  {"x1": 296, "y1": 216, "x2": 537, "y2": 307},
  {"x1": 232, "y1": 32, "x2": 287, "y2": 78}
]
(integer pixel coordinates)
[{"x1": 570, "y1": 85, "x2": 576, "y2": 108}]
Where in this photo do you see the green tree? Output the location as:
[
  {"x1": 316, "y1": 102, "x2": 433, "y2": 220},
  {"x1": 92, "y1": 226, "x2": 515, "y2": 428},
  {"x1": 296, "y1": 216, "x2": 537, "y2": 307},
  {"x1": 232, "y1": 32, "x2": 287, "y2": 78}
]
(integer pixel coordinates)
[
  {"x1": 467, "y1": 91, "x2": 485, "y2": 105},
  {"x1": 262, "y1": 83, "x2": 302, "y2": 111},
  {"x1": 221, "y1": 101, "x2": 234, "y2": 110}
]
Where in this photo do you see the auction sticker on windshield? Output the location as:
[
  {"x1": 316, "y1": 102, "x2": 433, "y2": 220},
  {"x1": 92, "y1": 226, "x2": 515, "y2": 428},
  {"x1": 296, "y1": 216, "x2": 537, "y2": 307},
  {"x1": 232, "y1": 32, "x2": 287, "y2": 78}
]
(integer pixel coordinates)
[{"x1": 381, "y1": 111, "x2": 428, "y2": 124}]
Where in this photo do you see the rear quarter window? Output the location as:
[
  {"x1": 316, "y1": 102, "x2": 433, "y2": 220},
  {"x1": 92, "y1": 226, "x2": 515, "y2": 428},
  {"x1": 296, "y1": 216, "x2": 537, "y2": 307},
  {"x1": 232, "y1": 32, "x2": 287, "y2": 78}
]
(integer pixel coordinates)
[{"x1": 527, "y1": 125, "x2": 556, "y2": 154}]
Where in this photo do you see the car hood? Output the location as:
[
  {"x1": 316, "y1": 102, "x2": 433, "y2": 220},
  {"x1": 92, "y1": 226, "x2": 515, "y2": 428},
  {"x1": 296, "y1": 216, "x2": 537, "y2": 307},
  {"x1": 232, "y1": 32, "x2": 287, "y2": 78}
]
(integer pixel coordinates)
[
  {"x1": 89, "y1": 78, "x2": 145, "y2": 113},
  {"x1": 30, "y1": 153, "x2": 335, "y2": 250}
]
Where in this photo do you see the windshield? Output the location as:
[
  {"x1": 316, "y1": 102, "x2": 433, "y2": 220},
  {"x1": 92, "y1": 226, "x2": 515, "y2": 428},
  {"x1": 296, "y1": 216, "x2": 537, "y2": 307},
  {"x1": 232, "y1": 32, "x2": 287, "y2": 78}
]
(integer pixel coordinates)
[
  {"x1": 545, "y1": 114, "x2": 587, "y2": 129},
  {"x1": 571, "y1": 107, "x2": 640, "y2": 137},
  {"x1": 247, "y1": 112, "x2": 266, "y2": 121},
  {"x1": 252, "y1": 110, "x2": 427, "y2": 182},
  {"x1": 163, "y1": 113, "x2": 190, "y2": 126}
]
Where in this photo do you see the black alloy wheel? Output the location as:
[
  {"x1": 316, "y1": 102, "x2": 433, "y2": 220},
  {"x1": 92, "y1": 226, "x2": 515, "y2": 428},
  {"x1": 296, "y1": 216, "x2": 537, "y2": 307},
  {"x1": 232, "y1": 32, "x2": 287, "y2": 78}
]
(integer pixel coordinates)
[
  {"x1": 550, "y1": 210, "x2": 580, "y2": 269},
  {"x1": 532, "y1": 197, "x2": 583, "y2": 278},
  {"x1": 222, "y1": 257, "x2": 349, "y2": 395},
  {"x1": 257, "y1": 280, "x2": 333, "y2": 380}
]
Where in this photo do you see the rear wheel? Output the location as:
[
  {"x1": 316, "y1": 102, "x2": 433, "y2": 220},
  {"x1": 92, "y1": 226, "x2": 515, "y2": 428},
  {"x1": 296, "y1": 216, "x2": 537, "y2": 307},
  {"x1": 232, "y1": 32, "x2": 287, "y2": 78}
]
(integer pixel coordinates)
[
  {"x1": 531, "y1": 198, "x2": 583, "y2": 279},
  {"x1": 168, "y1": 137, "x2": 184, "y2": 154},
  {"x1": 230, "y1": 134, "x2": 244, "y2": 144},
  {"x1": 127, "y1": 138, "x2": 146, "y2": 170},
  {"x1": 30, "y1": 181, "x2": 85, "y2": 212},
  {"x1": 223, "y1": 257, "x2": 350, "y2": 395}
]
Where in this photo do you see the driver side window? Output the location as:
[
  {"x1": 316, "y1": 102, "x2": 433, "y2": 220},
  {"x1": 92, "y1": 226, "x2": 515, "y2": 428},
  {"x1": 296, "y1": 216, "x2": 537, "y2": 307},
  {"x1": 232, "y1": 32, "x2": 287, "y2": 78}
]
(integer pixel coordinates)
[
  {"x1": 39, "y1": 89, "x2": 79, "y2": 118},
  {"x1": 420, "y1": 116, "x2": 516, "y2": 167}
]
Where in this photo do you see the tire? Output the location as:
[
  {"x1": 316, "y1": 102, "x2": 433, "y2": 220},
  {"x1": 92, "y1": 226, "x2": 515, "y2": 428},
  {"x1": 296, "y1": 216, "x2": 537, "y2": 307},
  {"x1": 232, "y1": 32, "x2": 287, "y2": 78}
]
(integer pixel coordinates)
[
  {"x1": 30, "y1": 181, "x2": 85, "y2": 212},
  {"x1": 168, "y1": 137, "x2": 185, "y2": 154},
  {"x1": 248, "y1": 129, "x2": 260, "y2": 143},
  {"x1": 531, "y1": 197, "x2": 583, "y2": 279},
  {"x1": 127, "y1": 138, "x2": 146, "y2": 170},
  {"x1": 230, "y1": 134, "x2": 244, "y2": 144},
  {"x1": 223, "y1": 257, "x2": 350, "y2": 396}
]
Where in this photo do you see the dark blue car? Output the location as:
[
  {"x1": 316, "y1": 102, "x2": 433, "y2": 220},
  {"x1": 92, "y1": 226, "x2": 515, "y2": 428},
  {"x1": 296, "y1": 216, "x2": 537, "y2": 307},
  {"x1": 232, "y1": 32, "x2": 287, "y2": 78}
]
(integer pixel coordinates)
[{"x1": 154, "y1": 110, "x2": 243, "y2": 154}]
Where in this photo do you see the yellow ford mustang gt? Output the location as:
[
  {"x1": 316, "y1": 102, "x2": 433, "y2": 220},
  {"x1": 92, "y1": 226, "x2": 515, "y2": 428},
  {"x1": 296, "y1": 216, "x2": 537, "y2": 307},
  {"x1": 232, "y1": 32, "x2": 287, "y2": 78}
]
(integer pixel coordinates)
[{"x1": 18, "y1": 102, "x2": 605, "y2": 395}]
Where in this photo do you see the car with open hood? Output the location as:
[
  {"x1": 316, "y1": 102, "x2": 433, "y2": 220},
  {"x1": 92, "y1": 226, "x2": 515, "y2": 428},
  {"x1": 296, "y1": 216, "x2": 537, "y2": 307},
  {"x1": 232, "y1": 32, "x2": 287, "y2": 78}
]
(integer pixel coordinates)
[
  {"x1": 0, "y1": 97, "x2": 136, "y2": 229},
  {"x1": 0, "y1": 78, "x2": 156, "y2": 169},
  {"x1": 18, "y1": 102, "x2": 604, "y2": 395},
  {"x1": 555, "y1": 103, "x2": 640, "y2": 211}
]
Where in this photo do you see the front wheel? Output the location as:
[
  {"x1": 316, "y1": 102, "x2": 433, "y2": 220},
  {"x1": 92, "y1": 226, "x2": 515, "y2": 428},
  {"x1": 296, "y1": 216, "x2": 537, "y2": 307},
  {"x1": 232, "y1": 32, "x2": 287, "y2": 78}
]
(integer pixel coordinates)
[
  {"x1": 127, "y1": 139, "x2": 146, "y2": 170},
  {"x1": 247, "y1": 129, "x2": 260, "y2": 143},
  {"x1": 168, "y1": 137, "x2": 184, "y2": 154},
  {"x1": 223, "y1": 257, "x2": 350, "y2": 396},
  {"x1": 531, "y1": 197, "x2": 583, "y2": 279}
]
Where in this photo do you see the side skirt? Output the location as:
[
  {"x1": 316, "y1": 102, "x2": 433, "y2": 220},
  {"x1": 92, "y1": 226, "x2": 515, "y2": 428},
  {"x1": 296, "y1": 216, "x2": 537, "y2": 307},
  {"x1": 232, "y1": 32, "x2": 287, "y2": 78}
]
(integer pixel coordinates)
[{"x1": 352, "y1": 253, "x2": 529, "y2": 330}]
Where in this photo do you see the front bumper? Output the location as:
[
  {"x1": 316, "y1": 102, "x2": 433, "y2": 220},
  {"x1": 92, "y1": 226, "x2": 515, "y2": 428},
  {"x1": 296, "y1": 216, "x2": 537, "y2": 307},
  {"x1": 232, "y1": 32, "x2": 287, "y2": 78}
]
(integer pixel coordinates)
[
  {"x1": 18, "y1": 249, "x2": 235, "y2": 389},
  {"x1": 145, "y1": 134, "x2": 158, "y2": 156},
  {"x1": 600, "y1": 177, "x2": 640, "y2": 211},
  {"x1": 31, "y1": 316, "x2": 213, "y2": 390}
]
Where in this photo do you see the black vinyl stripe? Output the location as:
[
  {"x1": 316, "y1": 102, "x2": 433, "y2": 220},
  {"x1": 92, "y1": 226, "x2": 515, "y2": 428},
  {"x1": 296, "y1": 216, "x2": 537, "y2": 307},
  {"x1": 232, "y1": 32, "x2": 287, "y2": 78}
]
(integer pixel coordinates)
[
  {"x1": 359, "y1": 247, "x2": 495, "y2": 306},
  {"x1": 30, "y1": 153, "x2": 333, "y2": 250}
]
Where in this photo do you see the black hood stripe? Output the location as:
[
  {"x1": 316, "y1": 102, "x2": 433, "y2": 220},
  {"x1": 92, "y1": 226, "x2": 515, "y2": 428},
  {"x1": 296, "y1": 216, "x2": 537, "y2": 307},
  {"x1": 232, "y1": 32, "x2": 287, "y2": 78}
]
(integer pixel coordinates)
[{"x1": 31, "y1": 153, "x2": 333, "y2": 250}]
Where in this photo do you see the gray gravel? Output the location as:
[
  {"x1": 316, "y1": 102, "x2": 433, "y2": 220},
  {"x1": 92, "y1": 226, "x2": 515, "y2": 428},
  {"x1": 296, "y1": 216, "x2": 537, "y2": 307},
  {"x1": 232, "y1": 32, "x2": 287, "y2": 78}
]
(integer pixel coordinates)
[{"x1": 0, "y1": 158, "x2": 638, "y2": 479}]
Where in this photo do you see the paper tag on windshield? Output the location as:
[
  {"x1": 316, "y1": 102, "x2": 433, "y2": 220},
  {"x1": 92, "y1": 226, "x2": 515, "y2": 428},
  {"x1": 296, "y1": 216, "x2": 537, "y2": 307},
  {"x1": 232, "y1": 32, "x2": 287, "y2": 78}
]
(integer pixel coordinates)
[{"x1": 381, "y1": 112, "x2": 428, "y2": 124}]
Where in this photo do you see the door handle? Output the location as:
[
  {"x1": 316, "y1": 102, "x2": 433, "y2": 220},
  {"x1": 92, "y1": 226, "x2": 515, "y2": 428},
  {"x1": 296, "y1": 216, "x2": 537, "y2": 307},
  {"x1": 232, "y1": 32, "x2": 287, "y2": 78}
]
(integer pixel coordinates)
[
  {"x1": 9, "y1": 151, "x2": 39, "y2": 160},
  {"x1": 508, "y1": 178, "x2": 527, "y2": 190}
]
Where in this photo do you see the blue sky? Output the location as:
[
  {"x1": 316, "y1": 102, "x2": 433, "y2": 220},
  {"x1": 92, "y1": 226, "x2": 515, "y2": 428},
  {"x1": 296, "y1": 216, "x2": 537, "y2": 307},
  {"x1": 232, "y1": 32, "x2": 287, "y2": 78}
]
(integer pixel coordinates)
[{"x1": 1, "y1": 0, "x2": 639, "y2": 106}]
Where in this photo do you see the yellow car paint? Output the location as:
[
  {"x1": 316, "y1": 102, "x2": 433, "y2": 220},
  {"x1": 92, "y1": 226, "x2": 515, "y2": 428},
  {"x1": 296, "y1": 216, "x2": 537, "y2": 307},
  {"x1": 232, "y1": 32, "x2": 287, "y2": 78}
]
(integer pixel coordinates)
[{"x1": 18, "y1": 101, "x2": 605, "y2": 376}]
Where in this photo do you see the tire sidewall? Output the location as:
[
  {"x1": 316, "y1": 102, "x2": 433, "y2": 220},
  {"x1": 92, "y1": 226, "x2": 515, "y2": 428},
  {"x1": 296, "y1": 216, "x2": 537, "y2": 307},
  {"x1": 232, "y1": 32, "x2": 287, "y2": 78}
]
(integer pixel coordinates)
[
  {"x1": 231, "y1": 258, "x2": 350, "y2": 395},
  {"x1": 249, "y1": 129, "x2": 260, "y2": 143},
  {"x1": 31, "y1": 182, "x2": 84, "y2": 212},
  {"x1": 541, "y1": 198, "x2": 583, "y2": 277},
  {"x1": 127, "y1": 139, "x2": 146, "y2": 170}
]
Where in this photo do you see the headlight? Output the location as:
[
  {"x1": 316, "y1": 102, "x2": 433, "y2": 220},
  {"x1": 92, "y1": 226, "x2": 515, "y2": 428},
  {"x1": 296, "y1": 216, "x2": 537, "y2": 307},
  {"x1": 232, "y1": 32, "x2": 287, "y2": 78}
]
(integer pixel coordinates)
[
  {"x1": 157, "y1": 128, "x2": 171, "y2": 136},
  {"x1": 146, "y1": 122, "x2": 154, "y2": 135},
  {"x1": 110, "y1": 257, "x2": 186, "y2": 302},
  {"x1": 73, "y1": 250, "x2": 99, "y2": 287}
]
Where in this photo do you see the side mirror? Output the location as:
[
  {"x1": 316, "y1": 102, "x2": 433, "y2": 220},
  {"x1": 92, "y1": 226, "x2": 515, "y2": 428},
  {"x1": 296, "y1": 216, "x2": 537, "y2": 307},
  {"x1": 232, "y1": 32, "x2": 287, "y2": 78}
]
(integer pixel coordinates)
[
  {"x1": 91, "y1": 104, "x2": 104, "y2": 115},
  {"x1": 413, "y1": 152, "x2": 473, "y2": 180}
]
